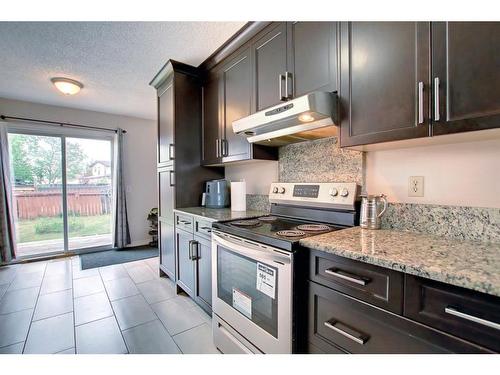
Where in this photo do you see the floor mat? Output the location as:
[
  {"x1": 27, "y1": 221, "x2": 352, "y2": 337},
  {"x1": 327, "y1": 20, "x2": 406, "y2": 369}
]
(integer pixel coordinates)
[{"x1": 79, "y1": 245, "x2": 158, "y2": 269}]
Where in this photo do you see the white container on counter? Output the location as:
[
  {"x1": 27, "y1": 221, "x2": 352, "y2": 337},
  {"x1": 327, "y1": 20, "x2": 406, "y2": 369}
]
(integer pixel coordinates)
[{"x1": 230, "y1": 181, "x2": 246, "y2": 211}]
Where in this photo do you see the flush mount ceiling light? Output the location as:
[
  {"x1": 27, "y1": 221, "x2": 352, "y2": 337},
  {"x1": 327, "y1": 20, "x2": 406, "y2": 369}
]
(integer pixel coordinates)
[{"x1": 51, "y1": 77, "x2": 83, "y2": 95}]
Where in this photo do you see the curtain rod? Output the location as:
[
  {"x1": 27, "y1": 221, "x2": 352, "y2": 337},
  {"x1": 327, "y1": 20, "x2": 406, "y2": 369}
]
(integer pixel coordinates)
[{"x1": 0, "y1": 115, "x2": 127, "y2": 134}]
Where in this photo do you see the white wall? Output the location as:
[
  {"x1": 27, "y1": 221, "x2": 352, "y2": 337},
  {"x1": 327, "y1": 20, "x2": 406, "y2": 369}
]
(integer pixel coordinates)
[
  {"x1": 225, "y1": 161, "x2": 278, "y2": 195},
  {"x1": 0, "y1": 97, "x2": 157, "y2": 246},
  {"x1": 365, "y1": 138, "x2": 500, "y2": 208}
]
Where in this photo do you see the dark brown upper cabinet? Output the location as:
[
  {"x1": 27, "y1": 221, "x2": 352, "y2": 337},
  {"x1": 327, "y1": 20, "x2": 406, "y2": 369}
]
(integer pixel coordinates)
[
  {"x1": 431, "y1": 22, "x2": 500, "y2": 136},
  {"x1": 252, "y1": 23, "x2": 288, "y2": 111},
  {"x1": 339, "y1": 22, "x2": 431, "y2": 147},
  {"x1": 201, "y1": 49, "x2": 278, "y2": 166},
  {"x1": 201, "y1": 71, "x2": 221, "y2": 165},
  {"x1": 157, "y1": 80, "x2": 174, "y2": 166},
  {"x1": 288, "y1": 22, "x2": 338, "y2": 97},
  {"x1": 251, "y1": 22, "x2": 338, "y2": 111},
  {"x1": 220, "y1": 47, "x2": 254, "y2": 162}
]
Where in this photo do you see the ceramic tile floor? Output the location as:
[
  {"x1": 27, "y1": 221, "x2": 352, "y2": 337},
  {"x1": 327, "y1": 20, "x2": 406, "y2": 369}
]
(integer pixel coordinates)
[{"x1": 0, "y1": 256, "x2": 219, "y2": 354}]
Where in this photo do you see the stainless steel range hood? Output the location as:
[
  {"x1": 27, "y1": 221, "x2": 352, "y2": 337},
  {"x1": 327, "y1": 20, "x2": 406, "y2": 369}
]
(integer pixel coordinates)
[{"x1": 232, "y1": 91, "x2": 337, "y2": 147}]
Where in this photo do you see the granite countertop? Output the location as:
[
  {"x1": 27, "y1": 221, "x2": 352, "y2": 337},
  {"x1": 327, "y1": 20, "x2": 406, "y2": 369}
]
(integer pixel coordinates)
[
  {"x1": 300, "y1": 227, "x2": 500, "y2": 297},
  {"x1": 174, "y1": 207, "x2": 268, "y2": 222}
]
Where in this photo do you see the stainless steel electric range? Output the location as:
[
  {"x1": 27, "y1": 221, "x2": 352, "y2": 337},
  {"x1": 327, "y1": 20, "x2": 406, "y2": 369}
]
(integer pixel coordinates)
[{"x1": 211, "y1": 182, "x2": 360, "y2": 354}]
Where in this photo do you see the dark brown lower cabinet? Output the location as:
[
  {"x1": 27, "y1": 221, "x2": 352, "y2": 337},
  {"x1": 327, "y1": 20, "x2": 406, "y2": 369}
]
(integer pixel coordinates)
[
  {"x1": 193, "y1": 235, "x2": 212, "y2": 314},
  {"x1": 159, "y1": 220, "x2": 175, "y2": 280},
  {"x1": 404, "y1": 275, "x2": 500, "y2": 352},
  {"x1": 176, "y1": 228, "x2": 195, "y2": 297},
  {"x1": 308, "y1": 281, "x2": 492, "y2": 354}
]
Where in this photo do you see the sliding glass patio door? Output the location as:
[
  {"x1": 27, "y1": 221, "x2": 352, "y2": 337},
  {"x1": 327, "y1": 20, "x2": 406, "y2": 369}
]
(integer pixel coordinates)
[{"x1": 7, "y1": 130, "x2": 114, "y2": 258}]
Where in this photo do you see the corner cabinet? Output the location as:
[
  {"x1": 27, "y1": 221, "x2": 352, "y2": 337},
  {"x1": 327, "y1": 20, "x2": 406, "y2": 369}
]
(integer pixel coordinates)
[
  {"x1": 201, "y1": 21, "x2": 339, "y2": 165},
  {"x1": 150, "y1": 60, "x2": 224, "y2": 280},
  {"x1": 201, "y1": 49, "x2": 278, "y2": 166},
  {"x1": 339, "y1": 22, "x2": 431, "y2": 147},
  {"x1": 431, "y1": 22, "x2": 500, "y2": 135}
]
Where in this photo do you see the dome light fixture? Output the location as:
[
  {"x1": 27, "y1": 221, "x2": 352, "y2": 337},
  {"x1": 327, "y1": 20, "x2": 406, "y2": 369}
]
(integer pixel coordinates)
[{"x1": 51, "y1": 77, "x2": 83, "y2": 95}]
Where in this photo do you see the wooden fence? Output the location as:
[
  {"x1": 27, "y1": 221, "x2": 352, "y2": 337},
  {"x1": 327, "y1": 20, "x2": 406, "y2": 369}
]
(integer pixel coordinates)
[{"x1": 14, "y1": 186, "x2": 112, "y2": 220}]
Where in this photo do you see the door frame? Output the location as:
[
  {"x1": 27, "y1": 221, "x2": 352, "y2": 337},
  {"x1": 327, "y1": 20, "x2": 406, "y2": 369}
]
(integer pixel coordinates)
[{"x1": 6, "y1": 123, "x2": 115, "y2": 259}]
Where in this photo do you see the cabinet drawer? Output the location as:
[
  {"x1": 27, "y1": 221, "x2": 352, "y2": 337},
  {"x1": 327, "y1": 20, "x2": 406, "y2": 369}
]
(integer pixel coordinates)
[
  {"x1": 175, "y1": 213, "x2": 194, "y2": 233},
  {"x1": 309, "y1": 281, "x2": 491, "y2": 354},
  {"x1": 404, "y1": 275, "x2": 500, "y2": 352},
  {"x1": 309, "y1": 250, "x2": 403, "y2": 313},
  {"x1": 194, "y1": 219, "x2": 212, "y2": 239}
]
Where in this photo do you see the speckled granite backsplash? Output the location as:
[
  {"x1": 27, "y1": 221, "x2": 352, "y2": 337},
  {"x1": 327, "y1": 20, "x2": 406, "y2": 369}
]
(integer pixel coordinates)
[
  {"x1": 278, "y1": 137, "x2": 363, "y2": 184},
  {"x1": 244, "y1": 136, "x2": 500, "y2": 243},
  {"x1": 382, "y1": 203, "x2": 500, "y2": 243}
]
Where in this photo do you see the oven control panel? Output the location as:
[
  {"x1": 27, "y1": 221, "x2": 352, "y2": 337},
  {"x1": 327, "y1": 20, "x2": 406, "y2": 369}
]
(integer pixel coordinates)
[{"x1": 269, "y1": 182, "x2": 360, "y2": 209}]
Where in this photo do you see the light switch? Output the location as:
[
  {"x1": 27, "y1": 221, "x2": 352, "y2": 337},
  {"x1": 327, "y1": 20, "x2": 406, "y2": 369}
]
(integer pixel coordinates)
[{"x1": 408, "y1": 176, "x2": 424, "y2": 197}]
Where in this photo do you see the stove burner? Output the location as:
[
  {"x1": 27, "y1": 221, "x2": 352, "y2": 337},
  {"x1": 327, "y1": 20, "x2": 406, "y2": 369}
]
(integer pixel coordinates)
[
  {"x1": 276, "y1": 230, "x2": 306, "y2": 238},
  {"x1": 296, "y1": 224, "x2": 331, "y2": 232},
  {"x1": 231, "y1": 219, "x2": 261, "y2": 227},
  {"x1": 258, "y1": 216, "x2": 278, "y2": 222}
]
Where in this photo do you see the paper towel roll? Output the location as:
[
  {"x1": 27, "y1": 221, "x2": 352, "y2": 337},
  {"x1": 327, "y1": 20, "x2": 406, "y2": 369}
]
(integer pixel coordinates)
[{"x1": 231, "y1": 181, "x2": 246, "y2": 212}]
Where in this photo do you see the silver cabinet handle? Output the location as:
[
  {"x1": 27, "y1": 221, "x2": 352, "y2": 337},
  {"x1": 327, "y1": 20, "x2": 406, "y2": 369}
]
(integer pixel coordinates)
[
  {"x1": 324, "y1": 268, "x2": 369, "y2": 286},
  {"x1": 221, "y1": 139, "x2": 229, "y2": 157},
  {"x1": 324, "y1": 320, "x2": 368, "y2": 345},
  {"x1": 188, "y1": 240, "x2": 195, "y2": 260},
  {"x1": 168, "y1": 143, "x2": 175, "y2": 160},
  {"x1": 215, "y1": 138, "x2": 220, "y2": 158},
  {"x1": 188, "y1": 240, "x2": 199, "y2": 261},
  {"x1": 434, "y1": 77, "x2": 440, "y2": 121},
  {"x1": 179, "y1": 220, "x2": 190, "y2": 224},
  {"x1": 169, "y1": 170, "x2": 175, "y2": 187},
  {"x1": 285, "y1": 71, "x2": 293, "y2": 100},
  {"x1": 200, "y1": 226, "x2": 212, "y2": 233},
  {"x1": 278, "y1": 74, "x2": 286, "y2": 101},
  {"x1": 417, "y1": 82, "x2": 424, "y2": 124},
  {"x1": 444, "y1": 307, "x2": 500, "y2": 331}
]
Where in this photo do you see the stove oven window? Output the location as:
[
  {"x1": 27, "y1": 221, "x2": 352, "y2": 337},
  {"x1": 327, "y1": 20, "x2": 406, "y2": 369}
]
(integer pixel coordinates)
[{"x1": 217, "y1": 248, "x2": 278, "y2": 338}]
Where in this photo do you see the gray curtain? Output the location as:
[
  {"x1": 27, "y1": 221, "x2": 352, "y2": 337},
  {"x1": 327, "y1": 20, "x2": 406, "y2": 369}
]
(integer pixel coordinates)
[
  {"x1": 112, "y1": 128, "x2": 131, "y2": 248},
  {"x1": 0, "y1": 123, "x2": 16, "y2": 263}
]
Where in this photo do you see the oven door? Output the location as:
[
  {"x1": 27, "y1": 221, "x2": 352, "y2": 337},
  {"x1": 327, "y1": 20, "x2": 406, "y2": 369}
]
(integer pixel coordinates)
[{"x1": 211, "y1": 231, "x2": 293, "y2": 354}]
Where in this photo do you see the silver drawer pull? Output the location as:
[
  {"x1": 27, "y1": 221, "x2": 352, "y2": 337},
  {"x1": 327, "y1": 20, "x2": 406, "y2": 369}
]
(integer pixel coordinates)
[
  {"x1": 324, "y1": 320, "x2": 368, "y2": 345},
  {"x1": 324, "y1": 268, "x2": 369, "y2": 286},
  {"x1": 444, "y1": 307, "x2": 500, "y2": 331},
  {"x1": 200, "y1": 226, "x2": 212, "y2": 232},
  {"x1": 179, "y1": 220, "x2": 190, "y2": 225}
]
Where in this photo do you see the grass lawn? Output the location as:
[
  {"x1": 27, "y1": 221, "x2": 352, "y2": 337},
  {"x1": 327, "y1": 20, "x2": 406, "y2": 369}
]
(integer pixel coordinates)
[{"x1": 17, "y1": 214, "x2": 112, "y2": 243}]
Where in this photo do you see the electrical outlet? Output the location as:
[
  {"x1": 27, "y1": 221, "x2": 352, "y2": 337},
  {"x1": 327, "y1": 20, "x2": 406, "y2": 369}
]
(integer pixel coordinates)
[{"x1": 408, "y1": 176, "x2": 424, "y2": 197}]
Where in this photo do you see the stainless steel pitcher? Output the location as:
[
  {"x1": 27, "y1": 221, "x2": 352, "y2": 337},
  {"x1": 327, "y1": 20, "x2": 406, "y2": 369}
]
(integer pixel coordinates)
[{"x1": 360, "y1": 194, "x2": 388, "y2": 229}]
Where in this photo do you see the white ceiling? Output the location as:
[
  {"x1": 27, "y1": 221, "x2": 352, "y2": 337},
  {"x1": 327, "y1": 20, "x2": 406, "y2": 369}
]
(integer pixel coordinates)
[{"x1": 0, "y1": 22, "x2": 245, "y2": 120}]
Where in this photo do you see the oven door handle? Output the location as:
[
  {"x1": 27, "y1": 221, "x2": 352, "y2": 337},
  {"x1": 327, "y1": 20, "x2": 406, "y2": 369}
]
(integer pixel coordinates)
[{"x1": 212, "y1": 232, "x2": 291, "y2": 265}]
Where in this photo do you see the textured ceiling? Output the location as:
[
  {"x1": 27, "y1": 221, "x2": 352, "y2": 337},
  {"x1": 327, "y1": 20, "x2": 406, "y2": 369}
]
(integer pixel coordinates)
[{"x1": 0, "y1": 22, "x2": 245, "y2": 119}]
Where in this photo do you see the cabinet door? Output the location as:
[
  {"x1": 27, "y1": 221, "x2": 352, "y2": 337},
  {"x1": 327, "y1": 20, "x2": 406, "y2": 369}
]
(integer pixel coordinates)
[
  {"x1": 432, "y1": 22, "x2": 500, "y2": 135},
  {"x1": 221, "y1": 47, "x2": 253, "y2": 162},
  {"x1": 159, "y1": 221, "x2": 175, "y2": 280},
  {"x1": 289, "y1": 22, "x2": 337, "y2": 97},
  {"x1": 194, "y1": 236, "x2": 212, "y2": 313},
  {"x1": 176, "y1": 228, "x2": 195, "y2": 297},
  {"x1": 158, "y1": 166, "x2": 175, "y2": 225},
  {"x1": 202, "y1": 72, "x2": 222, "y2": 165},
  {"x1": 158, "y1": 81, "x2": 174, "y2": 165},
  {"x1": 339, "y1": 22, "x2": 430, "y2": 147},
  {"x1": 253, "y1": 23, "x2": 288, "y2": 111}
]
